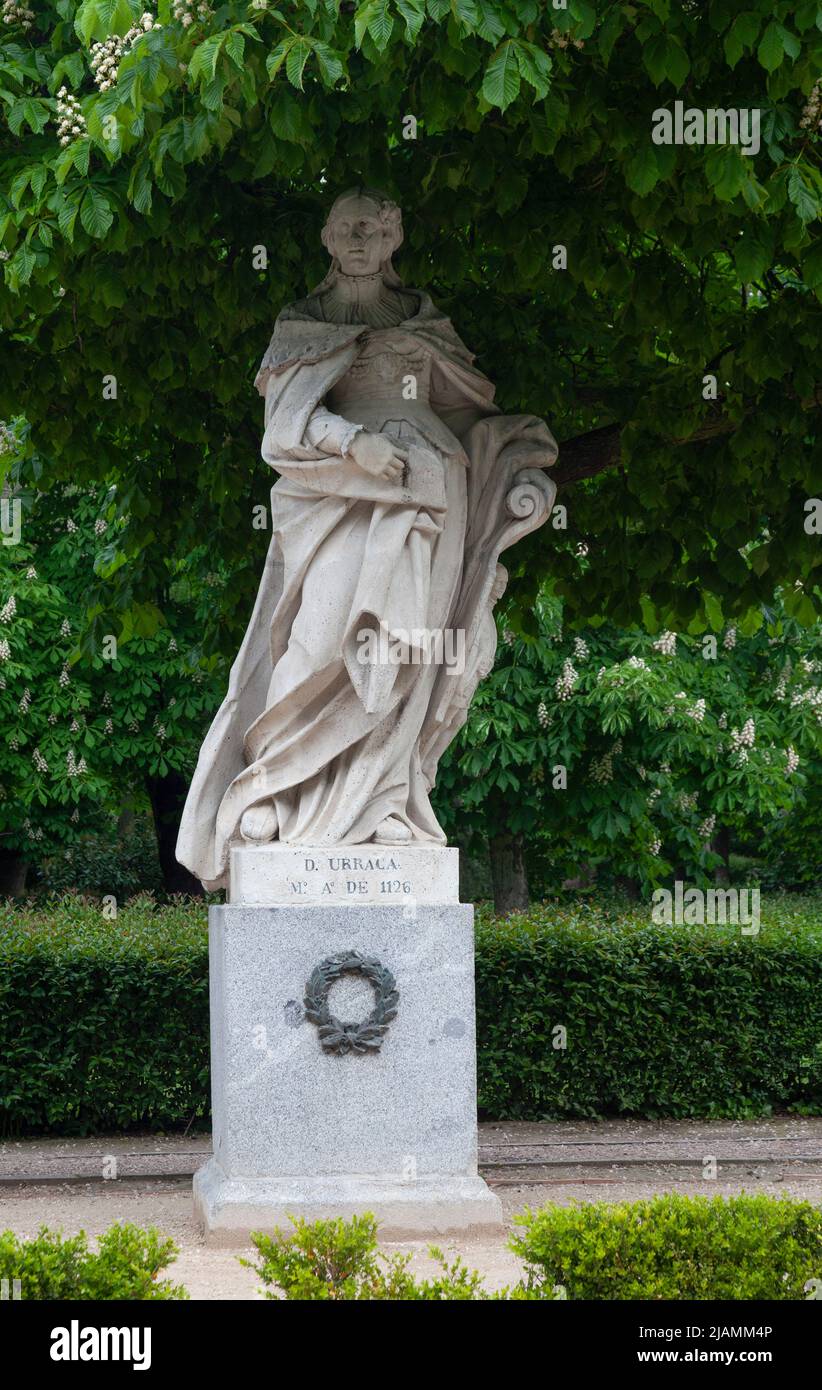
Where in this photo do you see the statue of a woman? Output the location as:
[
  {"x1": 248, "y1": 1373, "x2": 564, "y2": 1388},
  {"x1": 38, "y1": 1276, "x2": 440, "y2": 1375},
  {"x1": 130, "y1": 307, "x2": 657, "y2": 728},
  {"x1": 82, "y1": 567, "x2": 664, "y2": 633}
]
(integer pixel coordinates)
[{"x1": 177, "y1": 189, "x2": 557, "y2": 889}]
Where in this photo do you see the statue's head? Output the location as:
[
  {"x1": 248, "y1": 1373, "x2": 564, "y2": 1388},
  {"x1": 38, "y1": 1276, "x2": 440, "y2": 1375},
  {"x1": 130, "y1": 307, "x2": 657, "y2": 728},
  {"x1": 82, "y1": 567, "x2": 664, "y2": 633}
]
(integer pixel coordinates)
[{"x1": 321, "y1": 188, "x2": 403, "y2": 280}]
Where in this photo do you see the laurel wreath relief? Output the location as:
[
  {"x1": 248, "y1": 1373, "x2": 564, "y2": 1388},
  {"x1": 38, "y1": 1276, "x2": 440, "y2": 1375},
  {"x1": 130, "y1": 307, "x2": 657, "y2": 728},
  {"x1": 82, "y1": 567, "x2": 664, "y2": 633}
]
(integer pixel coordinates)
[{"x1": 303, "y1": 950, "x2": 399, "y2": 1055}]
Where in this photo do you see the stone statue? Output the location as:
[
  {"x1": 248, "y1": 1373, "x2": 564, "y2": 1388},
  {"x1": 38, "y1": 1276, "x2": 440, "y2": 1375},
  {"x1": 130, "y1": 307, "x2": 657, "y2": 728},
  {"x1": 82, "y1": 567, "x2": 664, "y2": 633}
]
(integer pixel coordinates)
[{"x1": 177, "y1": 188, "x2": 557, "y2": 890}]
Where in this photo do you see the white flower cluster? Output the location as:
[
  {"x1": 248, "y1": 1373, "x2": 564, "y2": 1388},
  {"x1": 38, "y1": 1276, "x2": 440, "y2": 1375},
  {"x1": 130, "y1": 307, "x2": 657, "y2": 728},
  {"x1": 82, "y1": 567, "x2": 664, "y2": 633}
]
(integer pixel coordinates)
[
  {"x1": 55, "y1": 88, "x2": 87, "y2": 146},
  {"x1": 90, "y1": 15, "x2": 160, "y2": 93},
  {"x1": 800, "y1": 79, "x2": 822, "y2": 132},
  {"x1": 502, "y1": 627, "x2": 515, "y2": 646},
  {"x1": 649, "y1": 836, "x2": 662, "y2": 856},
  {"x1": 723, "y1": 626, "x2": 736, "y2": 650},
  {"x1": 687, "y1": 697, "x2": 706, "y2": 723},
  {"x1": 94, "y1": 517, "x2": 108, "y2": 535},
  {"x1": 677, "y1": 791, "x2": 698, "y2": 813},
  {"x1": 698, "y1": 814, "x2": 716, "y2": 843},
  {"x1": 67, "y1": 749, "x2": 88, "y2": 777},
  {"x1": 71, "y1": 807, "x2": 80, "y2": 823},
  {"x1": 718, "y1": 713, "x2": 727, "y2": 729},
  {"x1": 791, "y1": 686, "x2": 822, "y2": 709},
  {"x1": 32, "y1": 746, "x2": 48, "y2": 772},
  {"x1": 0, "y1": 420, "x2": 16, "y2": 453},
  {"x1": 800, "y1": 657, "x2": 821, "y2": 674},
  {"x1": 25, "y1": 566, "x2": 37, "y2": 579},
  {"x1": 24, "y1": 821, "x2": 44, "y2": 842},
  {"x1": 647, "y1": 786, "x2": 661, "y2": 808},
  {"x1": 2, "y1": 0, "x2": 34, "y2": 30},
  {"x1": 652, "y1": 630, "x2": 676, "y2": 656},
  {"x1": 66, "y1": 519, "x2": 78, "y2": 536},
  {"x1": 0, "y1": 638, "x2": 9, "y2": 660},
  {"x1": 774, "y1": 676, "x2": 787, "y2": 700},
  {"x1": 537, "y1": 700, "x2": 550, "y2": 728},
  {"x1": 156, "y1": 722, "x2": 167, "y2": 740},
  {"x1": 729, "y1": 718, "x2": 755, "y2": 763},
  {"x1": 18, "y1": 686, "x2": 31, "y2": 714},
  {"x1": 104, "y1": 717, "x2": 113, "y2": 734},
  {"x1": 60, "y1": 617, "x2": 71, "y2": 636},
  {"x1": 785, "y1": 746, "x2": 800, "y2": 775},
  {"x1": 628, "y1": 655, "x2": 647, "y2": 670},
  {"x1": 172, "y1": 0, "x2": 212, "y2": 27},
  {"x1": 102, "y1": 691, "x2": 111, "y2": 708},
  {"x1": 0, "y1": 595, "x2": 16, "y2": 623},
  {"x1": 556, "y1": 659, "x2": 578, "y2": 701},
  {"x1": 573, "y1": 637, "x2": 588, "y2": 662},
  {"x1": 168, "y1": 636, "x2": 178, "y2": 653},
  {"x1": 59, "y1": 663, "x2": 71, "y2": 688}
]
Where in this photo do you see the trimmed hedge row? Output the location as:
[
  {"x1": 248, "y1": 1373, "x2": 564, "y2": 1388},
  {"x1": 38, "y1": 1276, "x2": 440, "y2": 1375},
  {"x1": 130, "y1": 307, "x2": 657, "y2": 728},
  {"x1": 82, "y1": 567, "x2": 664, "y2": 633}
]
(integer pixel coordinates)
[
  {"x1": 0, "y1": 897, "x2": 210, "y2": 1134},
  {"x1": 1, "y1": 894, "x2": 821, "y2": 1133},
  {"x1": 474, "y1": 896, "x2": 822, "y2": 1119}
]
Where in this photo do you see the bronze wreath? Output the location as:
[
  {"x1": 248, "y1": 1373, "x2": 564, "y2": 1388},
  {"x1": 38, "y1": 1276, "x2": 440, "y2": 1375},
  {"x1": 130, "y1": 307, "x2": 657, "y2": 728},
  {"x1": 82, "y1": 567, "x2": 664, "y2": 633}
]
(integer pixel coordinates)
[{"x1": 303, "y1": 950, "x2": 399, "y2": 1055}]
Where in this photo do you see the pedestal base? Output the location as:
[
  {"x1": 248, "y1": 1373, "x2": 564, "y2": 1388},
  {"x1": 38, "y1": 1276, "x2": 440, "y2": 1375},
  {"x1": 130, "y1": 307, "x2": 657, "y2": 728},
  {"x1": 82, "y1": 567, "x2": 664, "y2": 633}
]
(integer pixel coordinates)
[
  {"x1": 194, "y1": 1159, "x2": 502, "y2": 1244},
  {"x1": 195, "y1": 885, "x2": 502, "y2": 1245}
]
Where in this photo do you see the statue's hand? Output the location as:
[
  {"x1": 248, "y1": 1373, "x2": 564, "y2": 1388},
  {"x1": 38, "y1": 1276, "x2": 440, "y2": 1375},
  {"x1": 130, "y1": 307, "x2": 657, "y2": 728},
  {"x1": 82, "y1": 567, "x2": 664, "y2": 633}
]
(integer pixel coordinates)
[{"x1": 347, "y1": 431, "x2": 408, "y2": 481}]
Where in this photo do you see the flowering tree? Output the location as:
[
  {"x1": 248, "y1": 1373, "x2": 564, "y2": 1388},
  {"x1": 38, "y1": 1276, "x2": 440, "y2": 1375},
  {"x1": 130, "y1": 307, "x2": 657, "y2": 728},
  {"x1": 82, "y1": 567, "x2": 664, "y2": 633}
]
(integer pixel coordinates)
[
  {"x1": 0, "y1": 480, "x2": 225, "y2": 892},
  {"x1": 0, "y1": 0, "x2": 820, "y2": 658},
  {"x1": 434, "y1": 592, "x2": 822, "y2": 910}
]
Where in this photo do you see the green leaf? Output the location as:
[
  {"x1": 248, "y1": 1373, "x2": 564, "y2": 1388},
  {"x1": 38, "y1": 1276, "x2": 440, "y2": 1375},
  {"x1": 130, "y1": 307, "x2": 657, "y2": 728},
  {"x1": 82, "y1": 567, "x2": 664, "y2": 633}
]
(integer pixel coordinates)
[
  {"x1": 642, "y1": 33, "x2": 668, "y2": 87},
  {"x1": 224, "y1": 31, "x2": 245, "y2": 72},
  {"x1": 788, "y1": 167, "x2": 818, "y2": 224},
  {"x1": 57, "y1": 191, "x2": 82, "y2": 241},
  {"x1": 79, "y1": 185, "x2": 114, "y2": 238},
  {"x1": 75, "y1": 0, "x2": 137, "y2": 45},
  {"x1": 313, "y1": 41, "x2": 344, "y2": 86},
  {"x1": 482, "y1": 43, "x2": 521, "y2": 111},
  {"x1": 395, "y1": 0, "x2": 425, "y2": 42},
  {"x1": 625, "y1": 143, "x2": 661, "y2": 197},
  {"x1": 355, "y1": 0, "x2": 393, "y2": 51},
  {"x1": 285, "y1": 38, "x2": 313, "y2": 88},
  {"x1": 265, "y1": 41, "x2": 289, "y2": 80},
  {"x1": 757, "y1": 21, "x2": 784, "y2": 72}
]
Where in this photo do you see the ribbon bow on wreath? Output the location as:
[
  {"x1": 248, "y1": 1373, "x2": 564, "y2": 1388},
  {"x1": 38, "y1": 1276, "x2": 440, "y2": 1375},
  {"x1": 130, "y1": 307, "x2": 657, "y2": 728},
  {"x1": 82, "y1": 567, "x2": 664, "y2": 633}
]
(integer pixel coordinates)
[{"x1": 303, "y1": 950, "x2": 399, "y2": 1055}]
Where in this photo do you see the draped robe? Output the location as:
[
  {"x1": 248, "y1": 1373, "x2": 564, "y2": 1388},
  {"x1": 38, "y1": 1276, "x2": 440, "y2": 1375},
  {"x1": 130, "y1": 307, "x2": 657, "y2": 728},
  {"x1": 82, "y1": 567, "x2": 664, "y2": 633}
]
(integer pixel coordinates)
[{"x1": 177, "y1": 285, "x2": 557, "y2": 889}]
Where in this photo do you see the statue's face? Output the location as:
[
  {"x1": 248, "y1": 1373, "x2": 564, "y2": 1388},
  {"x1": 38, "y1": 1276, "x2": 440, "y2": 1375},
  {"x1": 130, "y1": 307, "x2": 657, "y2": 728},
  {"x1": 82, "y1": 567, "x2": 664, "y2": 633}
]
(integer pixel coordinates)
[{"x1": 327, "y1": 197, "x2": 390, "y2": 276}]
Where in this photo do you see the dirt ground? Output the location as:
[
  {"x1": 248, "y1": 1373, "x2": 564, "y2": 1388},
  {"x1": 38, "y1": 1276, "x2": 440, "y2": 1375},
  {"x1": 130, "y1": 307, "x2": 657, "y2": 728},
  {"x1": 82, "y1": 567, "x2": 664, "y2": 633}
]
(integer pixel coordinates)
[{"x1": 3, "y1": 1117, "x2": 821, "y2": 1298}]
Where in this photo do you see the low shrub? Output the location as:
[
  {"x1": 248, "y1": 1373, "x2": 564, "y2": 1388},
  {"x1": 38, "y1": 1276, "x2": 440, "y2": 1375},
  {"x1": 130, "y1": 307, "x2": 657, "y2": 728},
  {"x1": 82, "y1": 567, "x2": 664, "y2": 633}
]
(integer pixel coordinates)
[
  {"x1": 245, "y1": 1214, "x2": 489, "y2": 1300},
  {"x1": 0, "y1": 1223, "x2": 188, "y2": 1300},
  {"x1": 511, "y1": 1193, "x2": 822, "y2": 1300}
]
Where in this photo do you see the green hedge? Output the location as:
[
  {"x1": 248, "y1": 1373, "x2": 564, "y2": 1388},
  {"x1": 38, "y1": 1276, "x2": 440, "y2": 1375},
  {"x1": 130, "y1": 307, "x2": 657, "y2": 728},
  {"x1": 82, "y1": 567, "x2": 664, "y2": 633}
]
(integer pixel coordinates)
[
  {"x1": 511, "y1": 1193, "x2": 822, "y2": 1300},
  {"x1": 0, "y1": 896, "x2": 210, "y2": 1134},
  {"x1": 1, "y1": 893, "x2": 821, "y2": 1133},
  {"x1": 475, "y1": 896, "x2": 822, "y2": 1118}
]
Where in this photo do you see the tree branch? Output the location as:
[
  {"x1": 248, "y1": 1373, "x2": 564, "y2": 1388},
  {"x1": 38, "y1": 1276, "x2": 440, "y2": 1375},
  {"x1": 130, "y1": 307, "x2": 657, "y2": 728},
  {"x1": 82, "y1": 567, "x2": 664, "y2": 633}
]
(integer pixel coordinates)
[{"x1": 552, "y1": 388, "x2": 822, "y2": 488}]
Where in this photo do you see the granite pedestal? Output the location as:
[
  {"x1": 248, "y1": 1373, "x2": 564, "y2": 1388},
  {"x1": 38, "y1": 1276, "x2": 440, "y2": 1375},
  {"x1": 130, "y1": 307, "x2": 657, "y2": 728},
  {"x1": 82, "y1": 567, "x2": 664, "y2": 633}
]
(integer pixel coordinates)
[{"x1": 194, "y1": 845, "x2": 502, "y2": 1242}]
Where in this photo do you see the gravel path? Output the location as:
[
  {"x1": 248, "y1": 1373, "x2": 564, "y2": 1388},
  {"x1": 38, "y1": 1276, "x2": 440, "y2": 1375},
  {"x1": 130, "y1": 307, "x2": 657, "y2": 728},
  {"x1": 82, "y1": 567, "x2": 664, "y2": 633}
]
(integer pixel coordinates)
[{"x1": 2, "y1": 1117, "x2": 821, "y2": 1298}]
